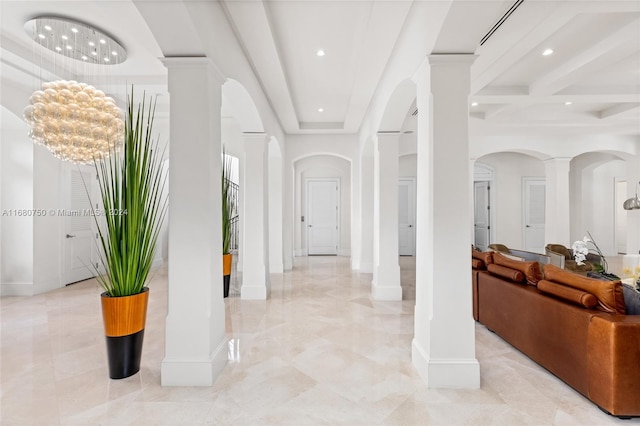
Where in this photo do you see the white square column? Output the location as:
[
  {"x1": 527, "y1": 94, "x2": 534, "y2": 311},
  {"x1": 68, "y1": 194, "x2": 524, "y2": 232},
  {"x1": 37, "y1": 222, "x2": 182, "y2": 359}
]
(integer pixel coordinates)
[
  {"x1": 412, "y1": 54, "x2": 480, "y2": 389},
  {"x1": 241, "y1": 133, "x2": 270, "y2": 300},
  {"x1": 161, "y1": 57, "x2": 227, "y2": 386},
  {"x1": 372, "y1": 133, "x2": 402, "y2": 300},
  {"x1": 358, "y1": 151, "x2": 374, "y2": 273},
  {"x1": 544, "y1": 158, "x2": 571, "y2": 245}
]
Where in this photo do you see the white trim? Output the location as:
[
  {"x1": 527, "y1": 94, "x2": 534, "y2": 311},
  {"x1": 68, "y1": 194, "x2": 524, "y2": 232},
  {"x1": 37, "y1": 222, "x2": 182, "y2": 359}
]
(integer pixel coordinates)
[
  {"x1": 1, "y1": 282, "x2": 34, "y2": 296},
  {"x1": 412, "y1": 339, "x2": 480, "y2": 389},
  {"x1": 371, "y1": 282, "x2": 402, "y2": 300},
  {"x1": 359, "y1": 262, "x2": 373, "y2": 273},
  {"x1": 522, "y1": 177, "x2": 546, "y2": 252},
  {"x1": 240, "y1": 284, "x2": 269, "y2": 300},
  {"x1": 338, "y1": 248, "x2": 351, "y2": 256},
  {"x1": 161, "y1": 338, "x2": 228, "y2": 386}
]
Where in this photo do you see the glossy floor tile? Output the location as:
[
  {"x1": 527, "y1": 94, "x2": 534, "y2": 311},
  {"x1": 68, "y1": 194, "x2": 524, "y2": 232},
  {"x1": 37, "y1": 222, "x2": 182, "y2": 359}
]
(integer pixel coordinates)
[{"x1": 1, "y1": 256, "x2": 638, "y2": 425}]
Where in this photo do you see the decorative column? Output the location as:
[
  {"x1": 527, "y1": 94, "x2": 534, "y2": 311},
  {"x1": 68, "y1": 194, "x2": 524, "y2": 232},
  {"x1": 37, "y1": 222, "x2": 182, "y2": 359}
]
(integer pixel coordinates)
[
  {"x1": 241, "y1": 133, "x2": 270, "y2": 299},
  {"x1": 359, "y1": 150, "x2": 374, "y2": 272},
  {"x1": 161, "y1": 57, "x2": 227, "y2": 386},
  {"x1": 372, "y1": 132, "x2": 402, "y2": 300},
  {"x1": 544, "y1": 158, "x2": 571, "y2": 245},
  {"x1": 412, "y1": 54, "x2": 480, "y2": 389},
  {"x1": 268, "y1": 142, "x2": 284, "y2": 273}
]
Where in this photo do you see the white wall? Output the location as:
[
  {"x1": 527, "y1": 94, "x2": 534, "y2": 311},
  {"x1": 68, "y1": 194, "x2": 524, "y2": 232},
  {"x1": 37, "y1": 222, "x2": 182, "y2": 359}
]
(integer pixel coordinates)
[
  {"x1": 285, "y1": 134, "x2": 358, "y2": 261},
  {"x1": 399, "y1": 153, "x2": 417, "y2": 178},
  {"x1": 295, "y1": 155, "x2": 351, "y2": 256},
  {"x1": 570, "y1": 153, "x2": 626, "y2": 256},
  {"x1": 476, "y1": 153, "x2": 544, "y2": 250},
  {"x1": 1, "y1": 127, "x2": 34, "y2": 295}
]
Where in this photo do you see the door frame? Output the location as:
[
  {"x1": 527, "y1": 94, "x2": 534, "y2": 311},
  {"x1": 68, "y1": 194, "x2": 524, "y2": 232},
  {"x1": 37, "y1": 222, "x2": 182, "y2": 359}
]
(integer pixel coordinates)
[
  {"x1": 473, "y1": 163, "x2": 495, "y2": 247},
  {"x1": 61, "y1": 164, "x2": 99, "y2": 285},
  {"x1": 522, "y1": 177, "x2": 546, "y2": 253},
  {"x1": 398, "y1": 177, "x2": 416, "y2": 256},
  {"x1": 305, "y1": 177, "x2": 340, "y2": 256}
]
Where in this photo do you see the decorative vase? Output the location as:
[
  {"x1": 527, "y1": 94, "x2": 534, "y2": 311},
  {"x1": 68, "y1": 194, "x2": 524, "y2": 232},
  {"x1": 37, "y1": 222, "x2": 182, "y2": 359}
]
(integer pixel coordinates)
[
  {"x1": 100, "y1": 288, "x2": 149, "y2": 379},
  {"x1": 223, "y1": 253, "x2": 232, "y2": 298}
]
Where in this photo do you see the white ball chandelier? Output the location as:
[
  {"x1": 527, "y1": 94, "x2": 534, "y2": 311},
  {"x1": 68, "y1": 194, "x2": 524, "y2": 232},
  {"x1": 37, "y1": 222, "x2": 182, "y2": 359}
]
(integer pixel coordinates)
[
  {"x1": 23, "y1": 16, "x2": 127, "y2": 164},
  {"x1": 24, "y1": 80, "x2": 124, "y2": 164}
]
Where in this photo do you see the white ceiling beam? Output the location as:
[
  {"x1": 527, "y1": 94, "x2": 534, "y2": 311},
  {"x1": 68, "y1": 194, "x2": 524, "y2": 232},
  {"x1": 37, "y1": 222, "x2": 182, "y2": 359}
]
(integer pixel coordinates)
[
  {"x1": 222, "y1": 0, "x2": 299, "y2": 133},
  {"x1": 599, "y1": 103, "x2": 640, "y2": 120},
  {"x1": 529, "y1": 19, "x2": 640, "y2": 95},
  {"x1": 471, "y1": 2, "x2": 576, "y2": 94},
  {"x1": 474, "y1": 94, "x2": 640, "y2": 104}
]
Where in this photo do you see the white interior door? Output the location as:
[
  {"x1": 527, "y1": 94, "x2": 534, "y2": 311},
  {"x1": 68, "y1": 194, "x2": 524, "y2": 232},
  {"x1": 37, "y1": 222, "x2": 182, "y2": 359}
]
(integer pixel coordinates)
[
  {"x1": 474, "y1": 181, "x2": 490, "y2": 251},
  {"x1": 615, "y1": 179, "x2": 627, "y2": 254},
  {"x1": 307, "y1": 179, "x2": 339, "y2": 255},
  {"x1": 523, "y1": 178, "x2": 546, "y2": 253},
  {"x1": 63, "y1": 166, "x2": 97, "y2": 285},
  {"x1": 398, "y1": 178, "x2": 415, "y2": 256}
]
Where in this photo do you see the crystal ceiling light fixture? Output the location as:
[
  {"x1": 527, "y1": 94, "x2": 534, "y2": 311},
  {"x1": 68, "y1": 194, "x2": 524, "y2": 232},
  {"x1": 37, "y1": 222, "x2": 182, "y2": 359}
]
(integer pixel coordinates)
[{"x1": 23, "y1": 16, "x2": 126, "y2": 164}]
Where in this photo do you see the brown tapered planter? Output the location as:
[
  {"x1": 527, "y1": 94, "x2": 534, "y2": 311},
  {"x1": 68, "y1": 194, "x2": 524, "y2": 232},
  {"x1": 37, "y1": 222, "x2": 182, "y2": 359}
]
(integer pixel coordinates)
[
  {"x1": 223, "y1": 253, "x2": 232, "y2": 298},
  {"x1": 100, "y1": 288, "x2": 149, "y2": 379}
]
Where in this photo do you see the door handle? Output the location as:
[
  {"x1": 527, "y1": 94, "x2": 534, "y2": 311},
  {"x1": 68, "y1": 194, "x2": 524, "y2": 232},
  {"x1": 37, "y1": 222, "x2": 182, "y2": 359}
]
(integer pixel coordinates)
[
  {"x1": 308, "y1": 225, "x2": 312, "y2": 228},
  {"x1": 526, "y1": 225, "x2": 531, "y2": 228},
  {"x1": 66, "y1": 234, "x2": 76, "y2": 238},
  {"x1": 409, "y1": 225, "x2": 413, "y2": 228}
]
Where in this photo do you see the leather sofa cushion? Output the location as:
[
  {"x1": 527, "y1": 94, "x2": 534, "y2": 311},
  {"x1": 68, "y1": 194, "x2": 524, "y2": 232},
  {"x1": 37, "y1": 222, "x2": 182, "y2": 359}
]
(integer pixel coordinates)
[
  {"x1": 493, "y1": 252, "x2": 543, "y2": 286},
  {"x1": 472, "y1": 258, "x2": 486, "y2": 270},
  {"x1": 543, "y1": 264, "x2": 626, "y2": 314},
  {"x1": 487, "y1": 264, "x2": 525, "y2": 283},
  {"x1": 472, "y1": 249, "x2": 493, "y2": 266},
  {"x1": 538, "y1": 279, "x2": 598, "y2": 308}
]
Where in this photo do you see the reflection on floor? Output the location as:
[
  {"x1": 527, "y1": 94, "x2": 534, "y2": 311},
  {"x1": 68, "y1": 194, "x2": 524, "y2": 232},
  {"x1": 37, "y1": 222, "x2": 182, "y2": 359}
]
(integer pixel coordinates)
[{"x1": 1, "y1": 256, "x2": 637, "y2": 425}]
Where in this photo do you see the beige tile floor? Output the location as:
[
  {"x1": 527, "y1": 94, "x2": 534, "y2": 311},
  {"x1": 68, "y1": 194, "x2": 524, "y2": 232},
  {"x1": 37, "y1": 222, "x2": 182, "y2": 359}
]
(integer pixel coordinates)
[{"x1": 1, "y1": 256, "x2": 638, "y2": 425}]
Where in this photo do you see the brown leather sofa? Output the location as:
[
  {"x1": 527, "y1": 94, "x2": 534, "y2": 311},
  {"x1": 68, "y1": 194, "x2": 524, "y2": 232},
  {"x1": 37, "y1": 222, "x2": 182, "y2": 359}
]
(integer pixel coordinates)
[{"x1": 471, "y1": 249, "x2": 640, "y2": 417}]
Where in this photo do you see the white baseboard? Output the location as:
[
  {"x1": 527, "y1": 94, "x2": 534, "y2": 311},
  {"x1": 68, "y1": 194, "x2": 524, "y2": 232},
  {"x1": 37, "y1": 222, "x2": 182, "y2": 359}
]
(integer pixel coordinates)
[
  {"x1": 412, "y1": 338, "x2": 480, "y2": 389},
  {"x1": 241, "y1": 284, "x2": 270, "y2": 300},
  {"x1": 1, "y1": 282, "x2": 34, "y2": 296},
  {"x1": 161, "y1": 337, "x2": 228, "y2": 386},
  {"x1": 338, "y1": 248, "x2": 351, "y2": 256},
  {"x1": 371, "y1": 281, "x2": 402, "y2": 300},
  {"x1": 359, "y1": 262, "x2": 373, "y2": 273}
]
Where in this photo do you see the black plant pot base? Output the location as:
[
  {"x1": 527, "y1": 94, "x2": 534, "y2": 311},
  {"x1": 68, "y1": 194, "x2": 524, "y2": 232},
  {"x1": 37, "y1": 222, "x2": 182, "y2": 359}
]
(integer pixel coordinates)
[{"x1": 105, "y1": 329, "x2": 145, "y2": 379}]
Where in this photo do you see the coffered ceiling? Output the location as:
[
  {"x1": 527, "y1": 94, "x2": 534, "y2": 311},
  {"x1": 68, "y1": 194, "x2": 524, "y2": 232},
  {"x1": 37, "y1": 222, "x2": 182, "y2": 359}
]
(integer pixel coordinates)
[{"x1": 1, "y1": 0, "x2": 639, "y2": 138}]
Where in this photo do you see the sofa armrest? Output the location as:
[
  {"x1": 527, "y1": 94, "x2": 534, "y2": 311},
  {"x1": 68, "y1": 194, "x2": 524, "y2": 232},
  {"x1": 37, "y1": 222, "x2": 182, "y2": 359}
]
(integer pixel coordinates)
[{"x1": 587, "y1": 315, "x2": 640, "y2": 416}]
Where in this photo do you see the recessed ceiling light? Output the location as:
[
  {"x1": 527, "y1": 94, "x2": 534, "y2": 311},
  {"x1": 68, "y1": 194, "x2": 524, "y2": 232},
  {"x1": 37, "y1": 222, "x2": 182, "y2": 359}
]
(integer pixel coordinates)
[
  {"x1": 71, "y1": 27, "x2": 78, "y2": 33},
  {"x1": 89, "y1": 41, "x2": 95, "y2": 46},
  {"x1": 61, "y1": 35, "x2": 68, "y2": 40},
  {"x1": 564, "y1": 101, "x2": 573, "y2": 106},
  {"x1": 542, "y1": 48, "x2": 554, "y2": 56},
  {"x1": 91, "y1": 51, "x2": 97, "y2": 56},
  {"x1": 318, "y1": 108, "x2": 324, "y2": 112},
  {"x1": 316, "y1": 49, "x2": 325, "y2": 57},
  {"x1": 66, "y1": 45, "x2": 72, "y2": 50},
  {"x1": 44, "y1": 25, "x2": 52, "y2": 31},
  {"x1": 55, "y1": 46, "x2": 62, "y2": 51},
  {"x1": 103, "y1": 57, "x2": 110, "y2": 62},
  {"x1": 81, "y1": 55, "x2": 88, "y2": 60},
  {"x1": 37, "y1": 33, "x2": 46, "y2": 39},
  {"x1": 112, "y1": 51, "x2": 118, "y2": 56},
  {"x1": 99, "y1": 39, "x2": 106, "y2": 44},
  {"x1": 471, "y1": 102, "x2": 479, "y2": 107}
]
